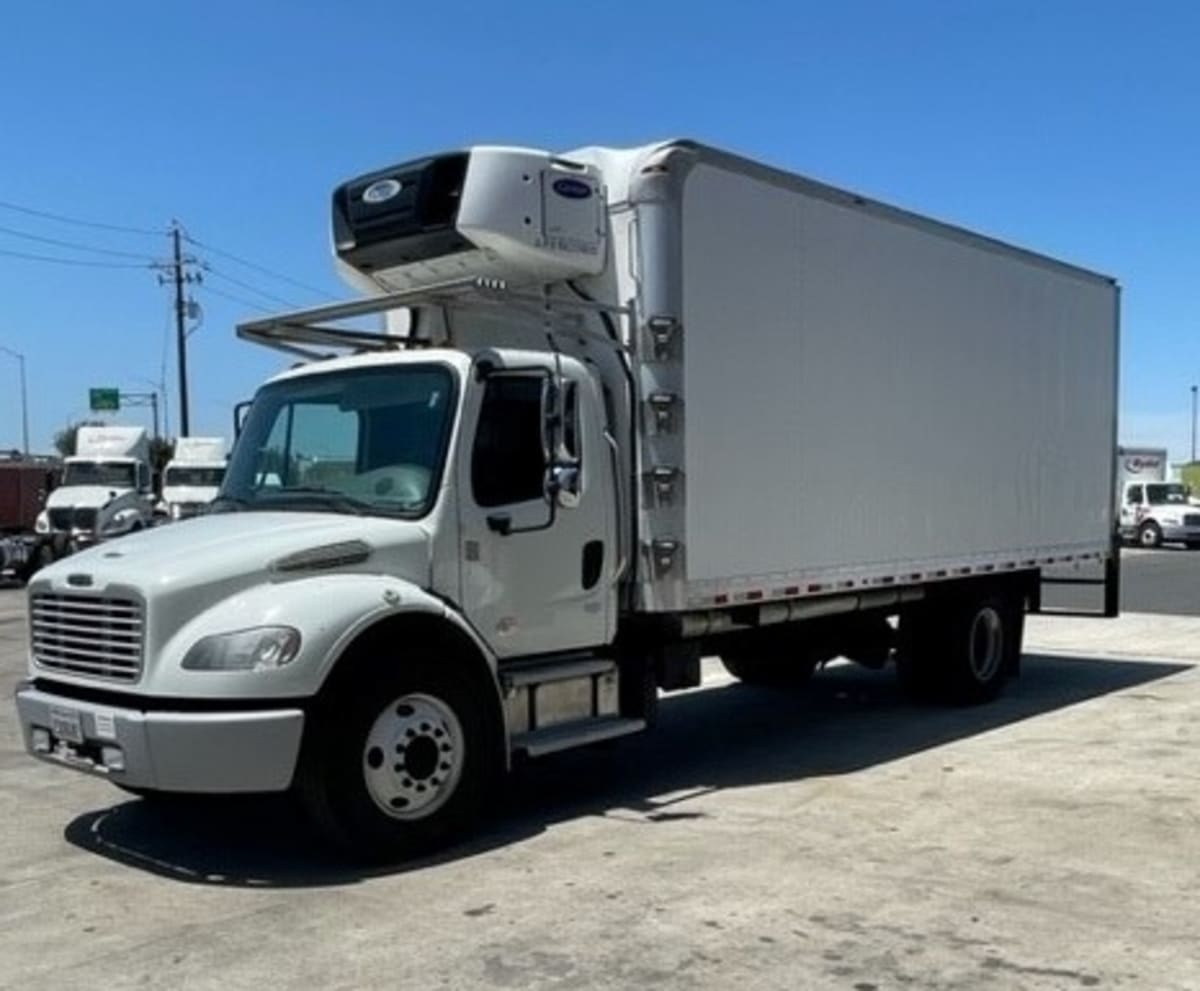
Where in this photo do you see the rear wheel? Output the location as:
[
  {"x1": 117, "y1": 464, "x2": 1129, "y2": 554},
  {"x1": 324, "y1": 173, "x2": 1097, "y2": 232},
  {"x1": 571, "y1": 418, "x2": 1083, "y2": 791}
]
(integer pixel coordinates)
[
  {"x1": 297, "y1": 651, "x2": 500, "y2": 862},
  {"x1": 897, "y1": 586, "x2": 1022, "y2": 705}
]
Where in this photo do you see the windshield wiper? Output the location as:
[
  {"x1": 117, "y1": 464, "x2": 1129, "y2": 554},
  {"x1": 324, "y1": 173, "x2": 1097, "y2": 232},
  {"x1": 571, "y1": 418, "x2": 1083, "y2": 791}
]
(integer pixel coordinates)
[
  {"x1": 209, "y1": 495, "x2": 250, "y2": 512},
  {"x1": 257, "y1": 486, "x2": 375, "y2": 516}
]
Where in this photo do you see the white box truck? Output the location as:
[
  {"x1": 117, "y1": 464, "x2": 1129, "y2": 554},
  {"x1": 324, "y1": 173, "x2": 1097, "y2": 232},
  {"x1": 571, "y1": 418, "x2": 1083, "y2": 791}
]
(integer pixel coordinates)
[
  {"x1": 36, "y1": 425, "x2": 155, "y2": 550},
  {"x1": 16, "y1": 141, "x2": 1119, "y2": 859},
  {"x1": 1115, "y1": 446, "x2": 1200, "y2": 548},
  {"x1": 158, "y1": 436, "x2": 227, "y2": 520}
]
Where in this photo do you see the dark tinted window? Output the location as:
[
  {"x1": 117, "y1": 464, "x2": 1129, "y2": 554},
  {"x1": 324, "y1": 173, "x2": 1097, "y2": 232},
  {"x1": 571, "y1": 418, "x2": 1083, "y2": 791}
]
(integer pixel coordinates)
[{"x1": 473, "y1": 376, "x2": 545, "y2": 507}]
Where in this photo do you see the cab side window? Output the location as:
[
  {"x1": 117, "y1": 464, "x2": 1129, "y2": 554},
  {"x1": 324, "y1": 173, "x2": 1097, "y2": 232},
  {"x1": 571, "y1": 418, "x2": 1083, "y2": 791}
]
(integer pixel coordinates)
[
  {"x1": 472, "y1": 376, "x2": 545, "y2": 507},
  {"x1": 1126, "y1": 486, "x2": 1142, "y2": 505}
]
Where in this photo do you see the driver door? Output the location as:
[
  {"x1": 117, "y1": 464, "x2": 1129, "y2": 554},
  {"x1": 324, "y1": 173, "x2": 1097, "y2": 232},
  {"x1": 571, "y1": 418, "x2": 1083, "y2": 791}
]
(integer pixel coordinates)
[{"x1": 457, "y1": 367, "x2": 614, "y2": 658}]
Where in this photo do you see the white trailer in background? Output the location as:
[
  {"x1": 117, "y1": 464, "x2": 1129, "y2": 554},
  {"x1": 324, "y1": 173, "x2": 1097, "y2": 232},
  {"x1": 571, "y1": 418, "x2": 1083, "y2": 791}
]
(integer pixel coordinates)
[
  {"x1": 37, "y1": 425, "x2": 154, "y2": 549},
  {"x1": 159, "y1": 436, "x2": 227, "y2": 520},
  {"x1": 1116, "y1": 446, "x2": 1200, "y2": 548},
  {"x1": 17, "y1": 140, "x2": 1120, "y2": 860}
]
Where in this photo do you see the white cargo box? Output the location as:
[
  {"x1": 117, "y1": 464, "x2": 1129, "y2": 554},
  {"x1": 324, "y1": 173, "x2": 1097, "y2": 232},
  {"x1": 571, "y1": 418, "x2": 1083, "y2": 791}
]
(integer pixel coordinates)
[
  {"x1": 172, "y1": 436, "x2": 227, "y2": 465},
  {"x1": 608, "y1": 144, "x2": 1119, "y2": 612}
]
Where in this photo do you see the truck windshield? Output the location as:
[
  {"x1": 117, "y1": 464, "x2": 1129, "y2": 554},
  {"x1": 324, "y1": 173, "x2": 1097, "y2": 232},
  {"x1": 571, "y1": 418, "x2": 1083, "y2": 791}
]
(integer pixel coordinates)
[
  {"x1": 1146, "y1": 484, "x2": 1188, "y2": 505},
  {"x1": 218, "y1": 364, "x2": 456, "y2": 518},
  {"x1": 165, "y1": 466, "x2": 226, "y2": 487},
  {"x1": 62, "y1": 461, "x2": 136, "y2": 487}
]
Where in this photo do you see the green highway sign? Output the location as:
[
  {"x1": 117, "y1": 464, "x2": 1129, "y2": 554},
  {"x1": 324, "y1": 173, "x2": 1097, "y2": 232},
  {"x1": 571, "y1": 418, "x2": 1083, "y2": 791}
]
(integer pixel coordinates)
[{"x1": 89, "y1": 388, "x2": 120, "y2": 412}]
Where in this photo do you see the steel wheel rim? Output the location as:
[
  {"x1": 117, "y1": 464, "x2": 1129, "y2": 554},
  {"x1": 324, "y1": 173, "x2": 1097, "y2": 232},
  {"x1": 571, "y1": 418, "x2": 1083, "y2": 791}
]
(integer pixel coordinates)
[
  {"x1": 1140, "y1": 527, "x2": 1158, "y2": 547},
  {"x1": 968, "y1": 607, "x2": 1004, "y2": 682},
  {"x1": 362, "y1": 692, "x2": 464, "y2": 821}
]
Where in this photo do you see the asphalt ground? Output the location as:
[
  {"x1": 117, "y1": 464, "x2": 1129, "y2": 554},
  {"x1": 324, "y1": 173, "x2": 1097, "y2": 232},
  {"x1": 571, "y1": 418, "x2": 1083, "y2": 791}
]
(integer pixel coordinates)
[
  {"x1": 1, "y1": 587, "x2": 1199, "y2": 989},
  {"x1": 1042, "y1": 545, "x2": 1200, "y2": 617}
]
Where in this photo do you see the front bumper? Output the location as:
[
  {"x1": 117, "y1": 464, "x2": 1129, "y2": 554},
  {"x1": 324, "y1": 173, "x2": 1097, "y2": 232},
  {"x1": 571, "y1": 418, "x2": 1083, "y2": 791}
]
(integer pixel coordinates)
[
  {"x1": 15, "y1": 681, "x2": 305, "y2": 793},
  {"x1": 1160, "y1": 525, "x2": 1200, "y2": 543}
]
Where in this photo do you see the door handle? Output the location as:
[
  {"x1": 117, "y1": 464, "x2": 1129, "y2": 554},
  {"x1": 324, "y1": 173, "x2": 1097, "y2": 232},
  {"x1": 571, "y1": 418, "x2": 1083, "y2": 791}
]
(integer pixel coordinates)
[{"x1": 486, "y1": 513, "x2": 513, "y2": 536}]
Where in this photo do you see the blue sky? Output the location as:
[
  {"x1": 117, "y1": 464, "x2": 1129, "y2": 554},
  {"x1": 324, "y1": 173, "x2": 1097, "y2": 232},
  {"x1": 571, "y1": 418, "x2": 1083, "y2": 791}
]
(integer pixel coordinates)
[{"x1": 1, "y1": 1, "x2": 1197, "y2": 460}]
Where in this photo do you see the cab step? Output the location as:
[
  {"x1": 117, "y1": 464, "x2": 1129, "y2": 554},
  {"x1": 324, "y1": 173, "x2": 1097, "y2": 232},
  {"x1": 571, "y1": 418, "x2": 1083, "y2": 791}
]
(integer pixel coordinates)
[
  {"x1": 500, "y1": 655, "x2": 643, "y2": 756},
  {"x1": 513, "y1": 717, "x2": 646, "y2": 758}
]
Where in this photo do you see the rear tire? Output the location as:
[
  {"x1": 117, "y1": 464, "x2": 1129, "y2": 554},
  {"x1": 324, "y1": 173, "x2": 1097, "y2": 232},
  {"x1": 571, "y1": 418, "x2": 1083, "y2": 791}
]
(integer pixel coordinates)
[
  {"x1": 297, "y1": 650, "x2": 500, "y2": 862},
  {"x1": 897, "y1": 587, "x2": 1022, "y2": 705},
  {"x1": 1186, "y1": 541, "x2": 1200, "y2": 551}
]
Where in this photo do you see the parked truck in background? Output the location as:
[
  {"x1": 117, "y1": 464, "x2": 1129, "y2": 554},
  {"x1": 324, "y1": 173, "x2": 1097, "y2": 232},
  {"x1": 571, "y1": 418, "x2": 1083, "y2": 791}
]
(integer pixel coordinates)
[
  {"x1": 1116, "y1": 446, "x2": 1200, "y2": 548},
  {"x1": 158, "y1": 436, "x2": 227, "y2": 520},
  {"x1": 36, "y1": 425, "x2": 155, "y2": 550},
  {"x1": 16, "y1": 140, "x2": 1120, "y2": 860},
  {"x1": 0, "y1": 456, "x2": 60, "y2": 583}
]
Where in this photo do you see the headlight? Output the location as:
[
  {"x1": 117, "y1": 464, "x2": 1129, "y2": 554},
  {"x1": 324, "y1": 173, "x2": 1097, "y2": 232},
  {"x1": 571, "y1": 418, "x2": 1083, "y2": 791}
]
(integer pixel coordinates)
[
  {"x1": 101, "y1": 509, "x2": 138, "y2": 534},
  {"x1": 170, "y1": 503, "x2": 183, "y2": 520},
  {"x1": 181, "y1": 626, "x2": 302, "y2": 671},
  {"x1": 35, "y1": 512, "x2": 49, "y2": 534}
]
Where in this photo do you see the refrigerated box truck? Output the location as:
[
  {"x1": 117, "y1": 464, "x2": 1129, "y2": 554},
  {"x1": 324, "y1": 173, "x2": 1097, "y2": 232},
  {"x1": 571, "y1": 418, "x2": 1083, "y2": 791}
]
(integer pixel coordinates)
[{"x1": 16, "y1": 140, "x2": 1120, "y2": 859}]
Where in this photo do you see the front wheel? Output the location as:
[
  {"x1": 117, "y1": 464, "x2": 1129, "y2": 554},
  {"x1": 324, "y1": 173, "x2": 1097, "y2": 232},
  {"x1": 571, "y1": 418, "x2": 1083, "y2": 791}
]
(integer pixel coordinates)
[
  {"x1": 297, "y1": 653, "x2": 500, "y2": 862},
  {"x1": 1137, "y1": 522, "x2": 1163, "y2": 548}
]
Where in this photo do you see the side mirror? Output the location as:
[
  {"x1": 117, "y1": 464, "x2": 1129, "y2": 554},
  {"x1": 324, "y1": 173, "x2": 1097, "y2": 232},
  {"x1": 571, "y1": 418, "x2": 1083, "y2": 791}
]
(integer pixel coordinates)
[
  {"x1": 545, "y1": 462, "x2": 581, "y2": 510},
  {"x1": 234, "y1": 400, "x2": 252, "y2": 438}
]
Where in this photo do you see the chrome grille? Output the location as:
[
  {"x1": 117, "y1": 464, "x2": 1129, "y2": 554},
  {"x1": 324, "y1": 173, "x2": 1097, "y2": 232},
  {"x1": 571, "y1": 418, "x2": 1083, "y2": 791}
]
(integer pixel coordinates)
[
  {"x1": 47, "y1": 507, "x2": 98, "y2": 531},
  {"x1": 30, "y1": 594, "x2": 144, "y2": 682}
]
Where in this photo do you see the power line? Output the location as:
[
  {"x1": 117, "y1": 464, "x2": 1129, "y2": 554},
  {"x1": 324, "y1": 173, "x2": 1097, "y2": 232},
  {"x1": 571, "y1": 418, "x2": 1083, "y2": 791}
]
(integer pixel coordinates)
[
  {"x1": 0, "y1": 246, "x2": 152, "y2": 269},
  {"x1": 0, "y1": 197, "x2": 165, "y2": 236},
  {"x1": 0, "y1": 222, "x2": 159, "y2": 261},
  {"x1": 202, "y1": 264, "x2": 300, "y2": 308},
  {"x1": 184, "y1": 234, "x2": 335, "y2": 300},
  {"x1": 198, "y1": 283, "x2": 274, "y2": 313}
]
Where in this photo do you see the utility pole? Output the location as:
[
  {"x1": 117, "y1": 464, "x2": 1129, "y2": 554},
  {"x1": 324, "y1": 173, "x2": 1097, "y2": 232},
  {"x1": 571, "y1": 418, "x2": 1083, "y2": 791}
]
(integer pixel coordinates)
[
  {"x1": 0, "y1": 343, "x2": 29, "y2": 455},
  {"x1": 172, "y1": 224, "x2": 190, "y2": 437},
  {"x1": 156, "y1": 222, "x2": 201, "y2": 438}
]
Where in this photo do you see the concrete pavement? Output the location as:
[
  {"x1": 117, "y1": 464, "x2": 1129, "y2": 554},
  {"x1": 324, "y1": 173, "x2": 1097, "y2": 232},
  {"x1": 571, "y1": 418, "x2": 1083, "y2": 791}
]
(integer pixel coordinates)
[{"x1": 1, "y1": 589, "x2": 1198, "y2": 990}]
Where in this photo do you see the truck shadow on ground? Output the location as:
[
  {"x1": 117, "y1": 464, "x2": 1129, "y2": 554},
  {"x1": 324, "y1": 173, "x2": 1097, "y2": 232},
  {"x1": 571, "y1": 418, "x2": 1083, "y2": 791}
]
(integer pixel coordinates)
[{"x1": 64, "y1": 652, "x2": 1189, "y2": 887}]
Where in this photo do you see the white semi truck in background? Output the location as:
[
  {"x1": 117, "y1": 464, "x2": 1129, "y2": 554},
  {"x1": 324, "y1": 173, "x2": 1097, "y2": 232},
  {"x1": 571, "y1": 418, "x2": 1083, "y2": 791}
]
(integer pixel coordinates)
[
  {"x1": 35, "y1": 425, "x2": 155, "y2": 550},
  {"x1": 16, "y1": 141, "x2": 1120, "y2": 860},
  {"x1": 1116, "y1": 446, "x2": 1200, "y2": 548},
  {"x1": 159, "y1": 436, "x2": 227, "y2": 520}
]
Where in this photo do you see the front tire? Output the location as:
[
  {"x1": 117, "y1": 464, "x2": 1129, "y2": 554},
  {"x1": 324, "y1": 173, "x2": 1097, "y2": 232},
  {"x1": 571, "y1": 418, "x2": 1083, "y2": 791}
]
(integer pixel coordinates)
[
  {"x1": 297, "y1": 652, "x2": 499, "y2": 862},
  {"x1": 1137, "y1": 522, "x2": 1163, "y2": 548}
]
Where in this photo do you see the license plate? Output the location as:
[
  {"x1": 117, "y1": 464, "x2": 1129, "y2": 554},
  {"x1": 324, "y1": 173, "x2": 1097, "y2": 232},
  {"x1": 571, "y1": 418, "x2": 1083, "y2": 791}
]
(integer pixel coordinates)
[{"x1": 49, "y1": 707, "x2": 84, "y2": 745}]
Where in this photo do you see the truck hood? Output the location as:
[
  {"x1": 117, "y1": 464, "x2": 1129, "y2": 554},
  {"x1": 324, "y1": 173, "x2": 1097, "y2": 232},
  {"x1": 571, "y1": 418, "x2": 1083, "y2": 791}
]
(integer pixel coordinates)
[
  {"x1": 46, "y1": 485, "x2": 132, "y2": 510},
  {"x1": 37, "y1": 511, "x2": 432, "y2": 592}
]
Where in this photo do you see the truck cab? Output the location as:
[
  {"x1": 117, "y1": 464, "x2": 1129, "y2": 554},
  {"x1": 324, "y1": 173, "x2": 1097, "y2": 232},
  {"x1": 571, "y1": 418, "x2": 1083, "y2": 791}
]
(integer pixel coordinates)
[
  {"x1": 37, "y1": 426, "x2": 155, "y2": 548},
  {"x1": 1119, "y1": 481, "x2": 1200, "y2": 548},
  {"x1": 159, "y1": 436, "x2": 227, "y2": 520}
]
